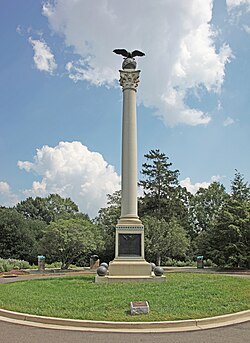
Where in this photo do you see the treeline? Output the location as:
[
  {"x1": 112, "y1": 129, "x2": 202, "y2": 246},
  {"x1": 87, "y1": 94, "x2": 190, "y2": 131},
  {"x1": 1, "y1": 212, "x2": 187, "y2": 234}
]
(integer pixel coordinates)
[
  {"x1": 0, "y1": 150, "x2": 249, "y2": 269},
  {"x1": 0, "y1": 194, "x2": 103, "y2": 269},
  {"x1": 97, "y1": 149, "x2": 250, "y2": 268}
]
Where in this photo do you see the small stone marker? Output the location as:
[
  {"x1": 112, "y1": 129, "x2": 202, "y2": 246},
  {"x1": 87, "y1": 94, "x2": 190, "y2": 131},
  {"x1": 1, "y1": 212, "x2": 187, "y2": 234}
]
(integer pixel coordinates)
[
  {"x1": 130, "y1": 301, "x2": 149, "y2": 315},
  {"x1": 90, "y1": 255, "x2": 100, "y2": 270}
]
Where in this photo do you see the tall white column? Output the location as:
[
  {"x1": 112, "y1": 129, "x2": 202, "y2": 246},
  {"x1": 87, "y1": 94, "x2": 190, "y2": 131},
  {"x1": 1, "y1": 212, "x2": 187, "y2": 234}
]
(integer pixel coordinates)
[
  {"x1": 119, "y1": 69, "x2": 141, "y2": 224},
  {"x1": 95, "y1": 51, "x2": 165, "y2": 281}
]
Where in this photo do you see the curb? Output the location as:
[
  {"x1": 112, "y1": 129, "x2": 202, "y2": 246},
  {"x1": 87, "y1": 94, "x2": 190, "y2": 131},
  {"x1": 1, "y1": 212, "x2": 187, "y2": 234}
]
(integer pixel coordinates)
[{"x1": 0, "y1": 308, "x2": 249, "y2": 333}]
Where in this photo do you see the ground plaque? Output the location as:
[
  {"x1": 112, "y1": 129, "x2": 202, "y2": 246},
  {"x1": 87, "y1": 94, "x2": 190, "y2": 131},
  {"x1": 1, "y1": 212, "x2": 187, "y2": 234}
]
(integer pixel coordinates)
[{"x1": 130, "y1": 301, "x2": 149, "y2": 315}]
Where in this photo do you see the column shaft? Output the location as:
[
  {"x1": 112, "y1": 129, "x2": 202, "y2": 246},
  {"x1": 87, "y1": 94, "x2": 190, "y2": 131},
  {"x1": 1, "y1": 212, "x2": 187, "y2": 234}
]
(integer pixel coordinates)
[{"x1": 121, "y1": 87, "x2": 138, "y2": 219}]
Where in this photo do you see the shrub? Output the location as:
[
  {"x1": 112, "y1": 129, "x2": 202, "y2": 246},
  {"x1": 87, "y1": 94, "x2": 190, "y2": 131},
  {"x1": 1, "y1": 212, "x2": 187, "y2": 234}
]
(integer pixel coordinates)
[
  {"x1": 44, "y1": 262, "x2": 79, "y2": 269},
  {"x1": 45, "y1": 262, "x2": 62, "y2": 269},
  {"x1": 176, "y1": 261, "x2": 187, "y2": 267},
  {"x1": 203, "y1": 259, "x2": 216, "y2": 267},
  {"x1": 162, "y1": 258, "x2": 196, "y2": 267},
  {"x1": 0, "y1": 258, "x2": 31, "y2": 272}
]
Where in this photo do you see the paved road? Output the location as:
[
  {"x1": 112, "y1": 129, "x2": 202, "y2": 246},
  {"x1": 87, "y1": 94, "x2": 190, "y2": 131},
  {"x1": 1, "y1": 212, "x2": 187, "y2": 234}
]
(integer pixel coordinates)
[{"x1": 0, "y1": 320, "x2": 249, "y2": 343}]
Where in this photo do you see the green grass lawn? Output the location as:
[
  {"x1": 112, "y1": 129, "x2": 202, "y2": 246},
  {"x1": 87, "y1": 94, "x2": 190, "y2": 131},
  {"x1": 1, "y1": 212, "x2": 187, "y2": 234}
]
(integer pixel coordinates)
[{"x1": 0, "y1": 273, "x2": 249, "y2": 322}]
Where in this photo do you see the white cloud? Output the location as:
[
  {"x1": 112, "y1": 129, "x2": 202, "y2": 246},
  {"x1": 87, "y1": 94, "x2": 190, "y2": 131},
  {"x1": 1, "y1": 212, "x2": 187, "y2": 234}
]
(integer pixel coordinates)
[
  {"x1": 0, "y1": 181, "x2": 19, "y2": 207},
  {"x1": 43, "y1": 0, "x2": 232, "y2": 127},
  {"x1": 180, "y1": 175, "x2": 221, "y2": 194},
  {"x1": 0, "y1": 181, "x2": 10, "y2": 194},
  {"x1": 226, "y1": 0, "x2": 250, "y2": 11},
  {"x1": 65, "y1": 59, "x2": 117, "y2": 86},
  {"x1": 211, "y1": 175, "x2": 222, "y2": 182},
  {"x1": 217, "y1": 100, "x2": 222, "y2": 110},
  {"x1": 243, "y1": 24, "x2": 250, "y2": 33},
  {"x1": 223, "y1": 116, "x2": 235, "y2": 126},
  {"x1": 29, "y1": 37, "x2": 57, "y2": 74},
  {"x1": 18, "y1": 141, "x2": 120, "y2": 217},
  {"x1": 16, "y1": 25, "x2": 23, "y2": 35},
  {"x1": 226, "y1": 0, "x2": 250, "y2": 27}
]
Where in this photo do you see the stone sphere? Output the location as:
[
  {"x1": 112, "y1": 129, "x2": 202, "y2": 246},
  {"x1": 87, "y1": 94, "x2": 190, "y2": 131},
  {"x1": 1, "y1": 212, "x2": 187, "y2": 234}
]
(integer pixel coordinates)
[
  {"x1": 100, "y1": 262, "x2": 109, "y2": 269},
  {"x1": 122, "y1": 58, "x2": 136, "y2": 70},
  {"x1": 97, "y1": 266, "x2": 107, "y2": 276},
  {"x1": 150, "y1": 262, "x2": 156, "y2": 271},
  {"x1": 154, "y1": 266, "x2": 164, "y2": 276}
]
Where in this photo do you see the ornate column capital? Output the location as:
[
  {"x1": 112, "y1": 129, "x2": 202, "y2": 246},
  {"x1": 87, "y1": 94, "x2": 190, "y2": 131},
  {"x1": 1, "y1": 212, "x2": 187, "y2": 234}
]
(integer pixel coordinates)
[{"x1": 119, "y1": 70, "x2": 140, "y2": 91}]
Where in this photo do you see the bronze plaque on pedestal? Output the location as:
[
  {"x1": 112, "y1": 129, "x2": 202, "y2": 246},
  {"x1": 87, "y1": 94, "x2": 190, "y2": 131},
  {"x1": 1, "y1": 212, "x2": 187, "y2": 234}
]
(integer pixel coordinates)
[{"x1": 118, "y1": 234, "x2": 141, "y2": 256}]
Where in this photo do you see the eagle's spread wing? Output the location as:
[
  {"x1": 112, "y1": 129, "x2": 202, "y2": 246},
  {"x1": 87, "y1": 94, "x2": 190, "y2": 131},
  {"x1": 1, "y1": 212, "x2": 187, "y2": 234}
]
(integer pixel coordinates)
[
  {"x1": 113, "y1": 49, "x2": 129, "y2": 58},
  {"x1": 131, "y1": 50, "x2": 145, "y2": 57}
]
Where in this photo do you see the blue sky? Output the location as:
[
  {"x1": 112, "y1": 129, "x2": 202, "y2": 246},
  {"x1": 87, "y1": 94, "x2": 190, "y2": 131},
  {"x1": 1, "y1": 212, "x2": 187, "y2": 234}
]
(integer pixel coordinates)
[{"x1": 0, "y1": 0, "x2": 249, "y2": 217}]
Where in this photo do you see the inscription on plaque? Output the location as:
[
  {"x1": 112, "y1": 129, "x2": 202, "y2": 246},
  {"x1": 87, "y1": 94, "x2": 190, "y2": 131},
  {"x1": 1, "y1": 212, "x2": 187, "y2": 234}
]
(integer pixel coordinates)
[{"x1": 118, "y1": 234, "x2": 141, "y2": 256}]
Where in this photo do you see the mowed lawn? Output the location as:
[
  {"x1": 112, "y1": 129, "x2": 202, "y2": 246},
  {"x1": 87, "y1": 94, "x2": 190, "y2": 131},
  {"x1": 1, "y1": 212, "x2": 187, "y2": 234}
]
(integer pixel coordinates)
[{"x1": 0, "y1": 273, "x2": 249, "y2": 322}]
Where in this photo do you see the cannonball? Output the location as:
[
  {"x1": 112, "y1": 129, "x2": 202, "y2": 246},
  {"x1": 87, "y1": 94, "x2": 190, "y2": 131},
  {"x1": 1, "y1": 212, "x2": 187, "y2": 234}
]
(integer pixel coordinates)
[
  {"x1": 154, "y1": 266, "x2": 164, "y2": 276},
  {"x1": 97, "y1": 266, "x2": 107, "y2": 276},
  {"x1": 100, "y1": 262, "x2": 109, "y2": 269},
  {"x1": 150, "y1": 262, "x2": 156, "y2": 271}
]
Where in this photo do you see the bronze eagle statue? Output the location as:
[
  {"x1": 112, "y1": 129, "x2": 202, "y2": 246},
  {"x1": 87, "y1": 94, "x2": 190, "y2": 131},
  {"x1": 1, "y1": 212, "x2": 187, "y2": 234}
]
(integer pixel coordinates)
[{"x1": 113, "y1": 49, "x2": 145, "y2": 58}]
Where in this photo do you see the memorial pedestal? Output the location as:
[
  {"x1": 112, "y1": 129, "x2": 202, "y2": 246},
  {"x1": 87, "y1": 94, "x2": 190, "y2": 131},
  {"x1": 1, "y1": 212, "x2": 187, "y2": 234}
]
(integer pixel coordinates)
[
  {"x1": 95, "y1": 221, "x2": 165, "y2": 283},
  {"x1": 108, "y1": 259, "x2": 151, "y2": 276}
]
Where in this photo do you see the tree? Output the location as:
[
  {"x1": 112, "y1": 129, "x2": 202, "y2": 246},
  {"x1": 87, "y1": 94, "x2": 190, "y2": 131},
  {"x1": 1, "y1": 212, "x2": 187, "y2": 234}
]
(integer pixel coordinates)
[
  {"x1": 231, "y1": 170, "x2": 250, "y2": 201},
  {"x1": 165, "y1": 217, "x2": 190, "y2": 260},
  {"x1": 16, "y1": 194, "x2": 80, "y2": 224},
  {"x1": 139, "y1": 149, "x2": 179, "y2": 220},
  {"x1": 0, "y1": 208, "x2": 46, "y2": 262},
  {"x1": 96, "y1": 191, "x2": 121, "y2": 227},
  {"x1": 190, "y1": 182, "x2": 228, "y2": 238},
  {"x1": 95, "y1": 190, "x2": 121, "y2": 261},
  {"x1": 171, "y1": 185, "x2": 193, "y2": 234},
  {"x1": 143, "y1": 216, "x2": 190, "y2": 265},
  {"x1": 205, "y1": 172, "x2": 250, "y2": 268},
  {"x1": 40, "y1": 217, "x2": 103, "y2": 269}
]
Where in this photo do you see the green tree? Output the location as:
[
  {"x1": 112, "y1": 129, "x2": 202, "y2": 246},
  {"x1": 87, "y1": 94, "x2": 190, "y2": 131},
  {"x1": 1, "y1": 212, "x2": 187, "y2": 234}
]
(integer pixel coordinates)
[
  {"x1": 143, "y1": 216, "x2": 190, "y2": 265},
  {"x1": 16, "y1": 194, "x2": 80, "y2": 224},
  {"x1": 172, "y1": 185, "x2": 193, "y2": 234},
  {"x1": 165, "y1": 217, "x2": 190, "y2": 260},
  {"x1": 139, "y1": 149, "x2": 179, "y2": 220},
  {"x1": 190, "y1": 182, "x2": 228, "y2": 238},
  {"x1": 0, "y1": 208, "x2": 46, "y2": 262},
  {"x1": 95, "y1": 190, "x2": 121, "y2": 261},
  {"x1": 231, "y1": 170, "x2": 250, "y2": 201},
  {"x1": 206, "y1": 172, "x2": 250, "y2": 268},
  {"x1": 40, "y1": 217, "x2": 103, "y2": 269}
]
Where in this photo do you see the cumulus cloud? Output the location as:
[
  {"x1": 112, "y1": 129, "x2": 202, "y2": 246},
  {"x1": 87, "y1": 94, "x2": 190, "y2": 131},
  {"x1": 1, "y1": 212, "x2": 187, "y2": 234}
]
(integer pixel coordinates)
[
  {"x1": 65, "y1": 60, "x2": 117, "y2": 86},
  {"x1": 0, "y1": 181, "x2": 19, "y2": 207},
  {"x1": 29, "y1": 37, "x2": 57, "y2": 74},
  {"x1": 226, "y1": 0, "x2": 250, "y2": 11},
  {"x1": 17, "y1": 141, "x2": 120, "y2": 217},
  {"x1": 180, "y1": 175, "x2": 221, "y2": 194},
  {"x1": 223, "y1": 116, "x2": 235, "y2": 126},
  {"x1": 0, "y1": 181, "x2": 10, "y2": 194},
  {"x1": 42, "y1": 0, "x2": 232, "y2": 126}
]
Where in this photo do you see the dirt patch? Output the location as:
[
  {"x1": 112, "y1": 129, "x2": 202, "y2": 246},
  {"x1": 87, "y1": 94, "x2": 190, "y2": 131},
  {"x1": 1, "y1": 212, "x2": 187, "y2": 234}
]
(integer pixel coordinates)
[{"x1": 0, "y1": 269, "x2": 30, "y2": 277}]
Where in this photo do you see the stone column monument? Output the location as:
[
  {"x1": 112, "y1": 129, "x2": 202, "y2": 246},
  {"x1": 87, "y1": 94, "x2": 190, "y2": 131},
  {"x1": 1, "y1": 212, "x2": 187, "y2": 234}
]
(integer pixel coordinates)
[{"x1": 95, "y1": 50, "x2": 164, "y2": 282}]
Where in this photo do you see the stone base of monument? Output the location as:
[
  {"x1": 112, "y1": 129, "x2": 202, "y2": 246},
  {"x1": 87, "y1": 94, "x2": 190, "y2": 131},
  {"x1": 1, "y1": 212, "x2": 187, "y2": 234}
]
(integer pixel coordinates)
[
  {"x1": 109, "y1": 258, "x2": 152, "y2": 275},
  {"x1": 95, "y1": 275, "x2": 165, "y2": 283},
  {"x1": 95, "y1": 259, "x2": 166, "y2": 283}
]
